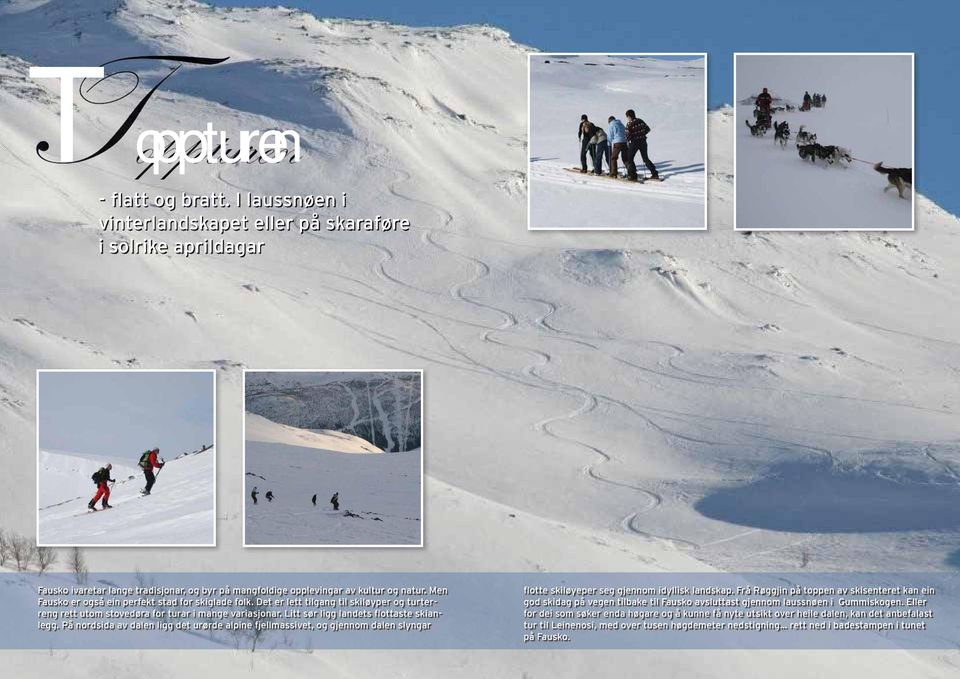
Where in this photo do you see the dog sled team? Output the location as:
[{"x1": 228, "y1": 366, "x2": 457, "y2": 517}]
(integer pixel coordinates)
[
  {"x1": 577, "y1": 110, "x2": 661, "y2": 182},
  {"x1": 745, "y1": 86, "x2": 911, "y2": 198}
]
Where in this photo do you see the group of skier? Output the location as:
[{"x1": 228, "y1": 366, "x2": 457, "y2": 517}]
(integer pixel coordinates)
[
  {"x1": 251, "y1": 487, "x2": 339, "y2": 510},
  {"x1": 577, "y1": 110, "x2": 661, "y2": 181},
  {"x1": 87, "y1": 447, "x2": 164, "y2": 511}
]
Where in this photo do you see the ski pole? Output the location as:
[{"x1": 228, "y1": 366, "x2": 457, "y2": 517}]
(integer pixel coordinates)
[{"x1": 154, "y1": 457, "x2": 166, "y2": 481}]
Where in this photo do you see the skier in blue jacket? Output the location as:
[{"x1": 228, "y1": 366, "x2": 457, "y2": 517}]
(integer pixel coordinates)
[{"x1": 607, "y1": 116, "x2": 628, "y2": 177}]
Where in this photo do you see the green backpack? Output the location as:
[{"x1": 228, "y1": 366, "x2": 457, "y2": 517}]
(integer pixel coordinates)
[{"x1": 138, "y1": 450, "x2": 153, "y2": 468}]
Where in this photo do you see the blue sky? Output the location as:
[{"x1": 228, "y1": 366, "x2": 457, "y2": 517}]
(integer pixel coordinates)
[
  {"x1": 212, "y1": 0, "x2": 958, "y2": 217},
  {"x1": 38, "y1": 371, "x2": 214, "y2": 462}
]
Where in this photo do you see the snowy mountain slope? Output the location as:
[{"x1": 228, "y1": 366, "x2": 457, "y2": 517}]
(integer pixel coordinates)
[
  {"x1": 245, "y1": 412, "x2": 384, "y2": 454},
  {"x1": 245, "y1": 437, "x2": 420, "y2": 546},
  {"x1": 528, "y1": 55, "x2": 706, "y2": 229},
  {"x1": 736, "y1": 53, "x2": 913, "y2": 230},
  {"x1": 38, "y1": 450, "x2": 138, "y2": 507},
  {"x1": 38, "y1": 447, "x2": 215, "y2": 545},
  {"x1": 0, "y1": 0, "x2": 956, "y2": 606}
]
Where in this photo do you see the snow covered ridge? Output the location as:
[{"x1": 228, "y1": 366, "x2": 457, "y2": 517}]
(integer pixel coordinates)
[{"x1": 245, "y1": 412, "x2": 384, "y2": 454}]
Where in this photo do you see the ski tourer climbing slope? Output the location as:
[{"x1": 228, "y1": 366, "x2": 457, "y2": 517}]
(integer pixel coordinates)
[
  {"x1": 88, "y1": 463, "x2": 115, "y2": 511},
  {"x1": 138, "y1": 448, "x2": 164, "y2": 495}
]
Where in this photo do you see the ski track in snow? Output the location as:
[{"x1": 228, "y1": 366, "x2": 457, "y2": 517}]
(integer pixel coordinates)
[{"x1": 1, "y1": 4, "x2": 959, "y2": 585}]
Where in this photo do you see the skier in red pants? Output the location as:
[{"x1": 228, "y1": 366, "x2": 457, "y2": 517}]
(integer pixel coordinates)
[
  {"x1": 88, "y1": 463, "x2": 115, "y2": 510},
  {"x1": 138, "y1": 448, "x2": 164, "y2": 496}
]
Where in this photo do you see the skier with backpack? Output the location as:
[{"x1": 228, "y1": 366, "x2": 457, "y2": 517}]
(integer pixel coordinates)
[
  {"x1": 88, "y1": 463, "x2": 115, "y2": 511},
  {"x1": 138, "y1": 448, "x2": 164, "y2": 496},
  {"x1": 265, "y1": 491, "x2": 274, "y2": 502},
  {"x1": 625, "y1": 109, "x2": 660, "y2": 181},
  {"x1": 330, "y1": 492, "x2": 339, "y2": 510},
  {"x1": 311, "y1": 493, "x2": 317, "y2": 506},
  {"x1": 251, "y1": 487, "x2": 259, "y2": 504}
]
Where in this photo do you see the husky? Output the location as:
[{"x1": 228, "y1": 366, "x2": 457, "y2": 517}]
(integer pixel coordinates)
[
  {"x1": 799, "y1": 143, "x2": 851, "y2": 166},
  {"x1": 773, "y1": 120, "x2": 790, "y2": 148},
  {"x1": 795, "y1": 125, "x2": 816, "y2": 146},
  {"x1": 873, "y1": 162, "x2": 912, "y2": 199},
  {"x1": 798, "y1": 143, "x2": 820, "y2": 163},
  {"x1": 822, "y1": 145, "x2": 852, "y2": 166},
  {"x1": 745, "y1": 119, "x2": 762, "y2": 137}
]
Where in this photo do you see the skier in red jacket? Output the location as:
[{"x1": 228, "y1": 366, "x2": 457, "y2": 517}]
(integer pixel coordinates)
[
  {"x1": 88, "y1": 463, "x2": 114, "y2": 511},
  {"x1": 138, "y1": 448, "x2": 164, "y2": 495}
]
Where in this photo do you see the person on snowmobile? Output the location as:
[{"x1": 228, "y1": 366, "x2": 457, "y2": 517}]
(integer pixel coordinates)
[
  {"x1": 88, "y1": 463, "x2": 115, "y2": 510},
  {"x1": 265, "y1": 491, "x2": 274, "y2": 502},
  {"x1": 607, "y1": 116, "x2": 629, "y2": 177},
  {"x1": 251, "y1": 486, "x2": 259, "y2": 504},
  {"x1": 577, "y1": 114, "x2": 599, "y2": 173},
  {"x1": 138, "y1": 448, "x2": 164, "y2": 495},
  {"x1": 625, "y1": 109, "x2": 660, "y2": 181},
  {"x1": 330, "y1": 492, "x2": 339, "y2": 510}
]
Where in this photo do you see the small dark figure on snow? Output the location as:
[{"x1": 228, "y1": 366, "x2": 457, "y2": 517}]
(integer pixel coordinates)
[
  {"x1": 88, "y1": 463, "x2": 115, "y2": 510},
  {"x1": 251, "y1": 486, "x2": 259, "y2": 504},
  {"x1": 330, "y1": 492, "x2": 339, "y2": 511},
  {"x1": 311, "y1": 493, "x2": 317, "y2": 506},
  {"x1": 265, "y1": 491, "x2": 274, "y2": 502},
  {"x1": 138, "y1": 447, "x2": 164, "y2": 495}
]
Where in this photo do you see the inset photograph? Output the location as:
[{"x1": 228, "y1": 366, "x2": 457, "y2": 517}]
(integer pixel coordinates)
[
  {"x1": 37, "y1": 370, "x2": 216, "y2": 547},
  {"x1": 243, "y1": 370, "x2": 423, "y2": 547},
  {"x1": 527, "y1": 53, "x2": 707, "y2": 230},
  {"x1": 735, "y1": 52, "x2": 914, "y2": 231}
]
